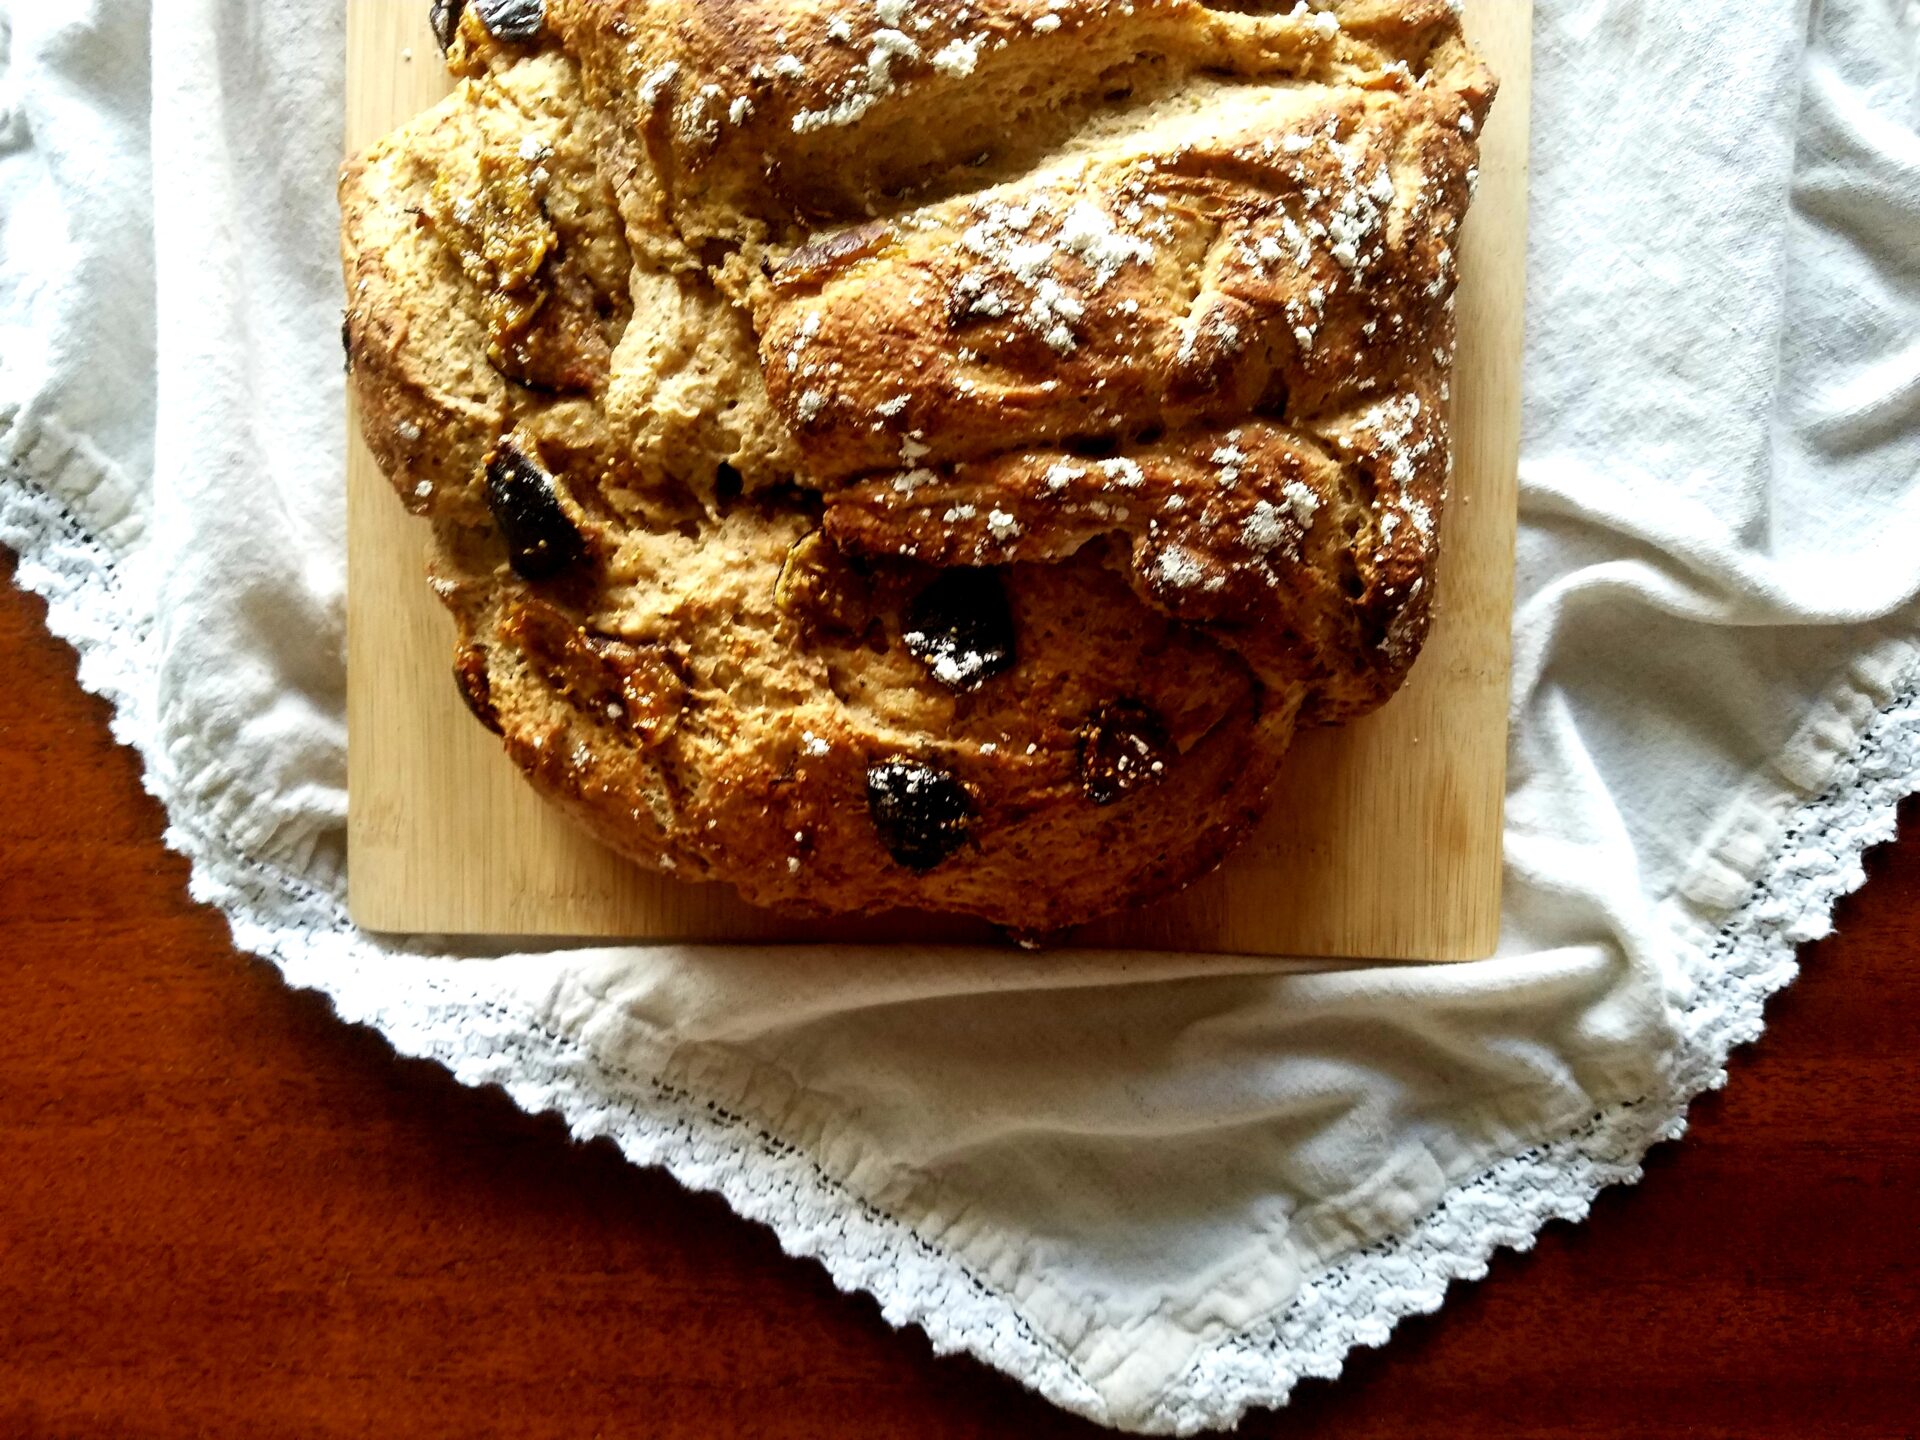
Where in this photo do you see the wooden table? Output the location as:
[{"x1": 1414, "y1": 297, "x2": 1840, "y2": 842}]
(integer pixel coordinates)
[{"x1": 1, "y1": 560, "x2": 1915, "y2": 1439}]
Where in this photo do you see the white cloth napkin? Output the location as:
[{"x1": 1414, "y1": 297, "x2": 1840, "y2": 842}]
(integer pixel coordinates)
[{"x1": 3, "y1": 1, "x2": 1917, "y2": 1431}]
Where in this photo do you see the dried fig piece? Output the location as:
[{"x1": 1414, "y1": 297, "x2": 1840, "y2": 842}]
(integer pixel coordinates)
[
  {"x1": 430, "y1": 0, "x2": 466, "y2": 52},
  {"x1": 584, "y1": 634, "x2": 689, "y2": 740},
  {"x1": 903, "y1": 569, "x2": 1015, "y2": 691},
  {"x1": 493, "y1": 253, "x2": 612, "y2": 394},
  {"x1": 506, "y1": 601, "x2": 687, "y2": 738},
  {"x1": 866, "y1": 759, "x2": 973, "y2": 871},
  {"x1": 423, "y1": 133, "x2": 556, "y2": 374},
  {"x1": 769, "y1": 222, "x2": 894, "y2": 292},
  {"x1": 1077, "y1": 701, "x2": 1173, "y2": 806},
  {"x1": 474, "y1": 0, "x2": 544, "y2": 43},
  {"x1": 776, "y1": 531, "x2": 869, "y2": 636},
  {"x1": 453, "y1": 645, "x2": 502, "y2": 734},
  {"x1": 485, "y1": 441, "x2": 587, "y2": 581}
]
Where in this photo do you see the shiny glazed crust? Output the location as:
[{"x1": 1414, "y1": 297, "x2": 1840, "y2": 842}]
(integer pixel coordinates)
[{"x1": 340, "y1": 0, "x2": 1495, "y2": 933}]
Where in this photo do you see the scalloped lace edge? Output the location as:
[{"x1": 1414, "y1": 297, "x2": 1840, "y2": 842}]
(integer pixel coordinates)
[{"x1": 4, "y1": 464, "x2": 1916, "y2": 1435}]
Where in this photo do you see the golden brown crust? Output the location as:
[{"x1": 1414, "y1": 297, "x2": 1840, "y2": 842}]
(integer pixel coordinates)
[
  {"x1": 553, "y1": 0, "x2": 1484, "y2": 280},
  {"x1": 340, "y1": 0, "x2": 1495, "y2": 933}
]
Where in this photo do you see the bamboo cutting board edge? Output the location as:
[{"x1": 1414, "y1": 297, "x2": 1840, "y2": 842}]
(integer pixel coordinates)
[{"x1": 346, "y1": 0, "x2": 1531, "y2": 957}]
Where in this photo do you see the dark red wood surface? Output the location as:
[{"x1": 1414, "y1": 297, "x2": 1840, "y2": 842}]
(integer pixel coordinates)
[{"x1": 1, "y1": 558, "x2": 1915, "y2": 1440}]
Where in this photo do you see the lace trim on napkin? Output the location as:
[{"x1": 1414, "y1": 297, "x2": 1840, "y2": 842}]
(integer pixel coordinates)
[{"x1": 5, "y1": 456, "x2": 1917, "y2": 1434}]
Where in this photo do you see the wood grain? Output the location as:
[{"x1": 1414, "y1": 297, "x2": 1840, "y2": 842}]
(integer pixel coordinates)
[
  {"x1": 4, "y1": 565, "x2": 1916, "y2": 1438},
  {"x1": 347, "y1": 1, "x2": 1531, "y2": 956}
]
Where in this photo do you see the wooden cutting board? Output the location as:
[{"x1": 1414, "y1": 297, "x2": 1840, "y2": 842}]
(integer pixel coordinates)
[{"x1": 346, "y1": 0, "x2": 1531, "y2": 957}]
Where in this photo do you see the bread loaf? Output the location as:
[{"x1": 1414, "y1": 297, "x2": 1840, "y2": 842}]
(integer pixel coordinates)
[{"x1": 340, "y1": 0, "x2": 1495, "y2": 933}]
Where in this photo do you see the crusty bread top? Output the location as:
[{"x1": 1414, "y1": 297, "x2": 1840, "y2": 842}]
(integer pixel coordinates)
[{"x1": 554, "y1": 1, "x2": 1485, "y2": 263}]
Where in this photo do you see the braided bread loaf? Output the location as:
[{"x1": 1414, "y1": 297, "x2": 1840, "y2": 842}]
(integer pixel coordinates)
[{"x1": 341, "y1": 0, "x2": 1495, "y2": 933}]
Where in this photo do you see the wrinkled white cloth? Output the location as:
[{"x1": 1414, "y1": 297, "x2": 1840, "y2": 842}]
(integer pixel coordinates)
[{"x1": 2, "y1": 1, "x2": 1917, "y2": 1432}]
